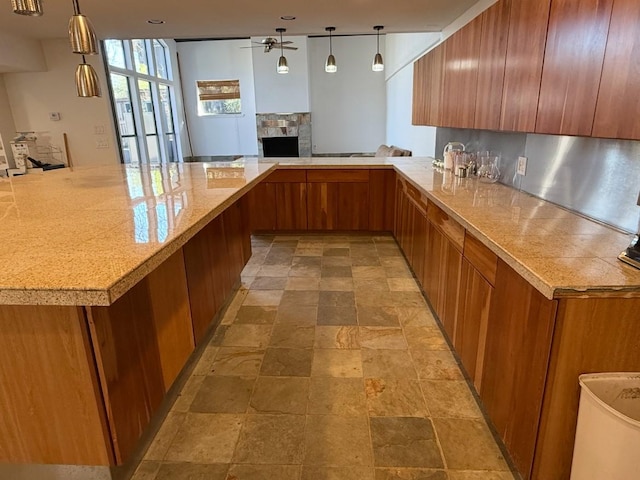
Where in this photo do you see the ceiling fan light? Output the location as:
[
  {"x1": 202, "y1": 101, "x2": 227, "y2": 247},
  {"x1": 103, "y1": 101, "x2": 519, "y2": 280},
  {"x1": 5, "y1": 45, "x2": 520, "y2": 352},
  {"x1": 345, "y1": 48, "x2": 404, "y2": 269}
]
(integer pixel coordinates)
[
  {"x1": 277, "y1": 55, "x2": 289, "y2": 74},
  {"x1": 372, "y1": 53, "x2": 384, "y2": 72},
  {"x1": 69, "y1": 13, "x2": 98, "y2": 55},
  {"x1": 76, "y1": 59, "x2": 101, "y2": 97},
  {"x1": 11, "y1": 0, "x2": 43, "y2": 16},
  {"x1": 325, "y1": 54, "x2": 337, "y2": 73}
]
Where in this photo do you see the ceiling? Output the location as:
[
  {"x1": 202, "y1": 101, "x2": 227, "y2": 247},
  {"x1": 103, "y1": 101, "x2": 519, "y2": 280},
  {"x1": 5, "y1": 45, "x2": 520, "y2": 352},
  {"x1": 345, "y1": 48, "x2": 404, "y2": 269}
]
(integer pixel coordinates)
[{"x1": 0, "y1": 0, "x2": 478, "y2": 40}]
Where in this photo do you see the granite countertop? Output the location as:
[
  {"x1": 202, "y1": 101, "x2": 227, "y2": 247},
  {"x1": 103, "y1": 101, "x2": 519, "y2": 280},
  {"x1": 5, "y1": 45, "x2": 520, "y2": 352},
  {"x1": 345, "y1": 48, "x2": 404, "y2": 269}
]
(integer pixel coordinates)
[{"x1": 1, "y1": 157, "x2": 638, "y2": 305}]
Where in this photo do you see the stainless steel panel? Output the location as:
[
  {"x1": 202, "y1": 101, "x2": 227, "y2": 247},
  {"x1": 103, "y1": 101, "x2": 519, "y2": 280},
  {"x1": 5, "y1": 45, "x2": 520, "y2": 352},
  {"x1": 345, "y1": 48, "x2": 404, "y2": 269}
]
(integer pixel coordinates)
[{"x1": 436, "y1": 127, "x2": 640, "y2": 233}]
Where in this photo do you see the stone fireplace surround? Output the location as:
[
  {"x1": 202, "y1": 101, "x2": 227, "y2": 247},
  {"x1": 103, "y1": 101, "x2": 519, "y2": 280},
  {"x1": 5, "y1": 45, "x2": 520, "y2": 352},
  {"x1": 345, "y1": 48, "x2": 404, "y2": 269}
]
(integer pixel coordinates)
[{"x1": 256, "y1": 112, "x2": 311, "y2": 157}]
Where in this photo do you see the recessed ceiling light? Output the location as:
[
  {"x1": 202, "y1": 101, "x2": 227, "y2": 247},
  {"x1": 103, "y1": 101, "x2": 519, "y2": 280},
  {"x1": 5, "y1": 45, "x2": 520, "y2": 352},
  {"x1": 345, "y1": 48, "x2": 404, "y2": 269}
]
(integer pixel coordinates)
[
  {"x1": 281, "y1": 16, "x2": 296, "y2": 21},
  {"x1": 147, "y1": 19, "x2": 165, "y2": 25}
]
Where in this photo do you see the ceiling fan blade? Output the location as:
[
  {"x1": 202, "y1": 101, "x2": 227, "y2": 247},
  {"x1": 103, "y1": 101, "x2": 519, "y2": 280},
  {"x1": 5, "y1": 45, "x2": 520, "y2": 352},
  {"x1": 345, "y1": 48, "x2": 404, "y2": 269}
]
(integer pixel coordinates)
[
  {"x1": 240, "y1": 45, "x2": 268, "y2": 48},
  {"x1": 281, "y1": 46, "x2": 298, "y2": 50},
  {"x1": 279, "y1": 41, "x2": 294, "y2": 45}
]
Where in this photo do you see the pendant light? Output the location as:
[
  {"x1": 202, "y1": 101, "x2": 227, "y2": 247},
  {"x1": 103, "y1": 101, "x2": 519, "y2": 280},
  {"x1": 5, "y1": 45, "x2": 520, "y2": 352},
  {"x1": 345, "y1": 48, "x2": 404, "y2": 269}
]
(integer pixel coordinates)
[
  {"x1": 11, "y1": 0, "x2": 42, "y2": 16},
  {"x1": 76, "y1": 55, "x2": 101, "y2": 97},
  {"x1": 372, "y1": 25, "x2": 384, "y2": 72},
  {"x1": 276, "y1": 28, "x2": 289, "y2": 74},
  {"x1": 69, "y1": 0, "x2": 98, "y2": 55},
  {"x1": 325, "y1": 27, "x2": 337, "y2": 73}
]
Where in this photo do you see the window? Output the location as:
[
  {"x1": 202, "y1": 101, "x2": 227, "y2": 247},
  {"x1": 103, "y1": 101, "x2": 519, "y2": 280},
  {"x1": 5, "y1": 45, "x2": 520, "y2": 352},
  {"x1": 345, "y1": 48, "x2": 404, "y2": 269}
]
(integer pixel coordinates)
[
  {"x1": 104, "y1": 39, "x2": 180, "y2": 165},
  {"x1": 197, "y1": 80, "x2": 242, "y2": 116}
]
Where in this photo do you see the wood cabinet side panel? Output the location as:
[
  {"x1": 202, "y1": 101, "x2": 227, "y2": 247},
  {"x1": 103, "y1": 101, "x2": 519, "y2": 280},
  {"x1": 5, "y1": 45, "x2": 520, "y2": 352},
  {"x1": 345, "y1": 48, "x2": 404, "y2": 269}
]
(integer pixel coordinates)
[
  {"x1": 535, "y1": 0, "x2": 613, "y2": 136},
  {"x1": 592, "y1": 0, "x2": 640, "y2": 140},
  {"x1": 475, "y1": 0, "x2": 511, "y2": 130},
  {"x1": 412, "y1": 55, "x2": 428, "y2": 125},
  {"x1": 145, "y1": 249, "x2": 195, "y2": 391},
  {"x1": 532, "y1": 296, "x2": 640, "y2": 480},
  {"x1": 87, "y1": 281, "x2": 166, "y2": 464},
  {"x1": 480, "y1": 259, "x2": 557, "y2": 478},
  {"x1": 500, "y1": 0, "x2": 551, "y2": 132},
  {"x1": 0, "y1": 305, "x2": 112, "y2": 465}
]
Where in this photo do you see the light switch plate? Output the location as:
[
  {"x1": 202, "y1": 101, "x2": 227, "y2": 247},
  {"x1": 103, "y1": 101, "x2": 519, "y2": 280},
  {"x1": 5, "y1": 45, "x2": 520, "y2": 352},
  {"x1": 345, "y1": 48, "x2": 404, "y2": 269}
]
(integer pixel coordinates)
[{"x1": 517, "y1": 156, "x2": 528, "y2": 176}]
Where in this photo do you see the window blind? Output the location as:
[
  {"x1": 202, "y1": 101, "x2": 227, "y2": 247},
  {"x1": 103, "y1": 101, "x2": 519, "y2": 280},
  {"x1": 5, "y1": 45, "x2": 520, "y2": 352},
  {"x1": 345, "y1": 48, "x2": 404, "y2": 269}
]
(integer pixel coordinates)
[{"x1": 197, "y1": 80, "x2": 240, "y2": 101}]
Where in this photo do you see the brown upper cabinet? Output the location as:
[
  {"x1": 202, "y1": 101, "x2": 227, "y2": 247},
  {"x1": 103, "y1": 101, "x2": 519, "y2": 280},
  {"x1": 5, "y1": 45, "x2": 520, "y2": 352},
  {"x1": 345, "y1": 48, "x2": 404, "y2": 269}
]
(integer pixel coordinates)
[
  {"x1": 499, "y1": 0, "x2": 551, "y2": 132},
  {"x1": 412, "y1": 45, "x2": 444, "y2": 127},
  {"x1": 474, "y1": 0, "x2": 511, "y2": 130},
  {"x1": 535, "y1": 0, "x2": 614, "y2": 136},
  {"x1": 440, "y1": 17, "x2": 482, "y2": 128},
  {"x1": 592, "y1": 0, "x2": 640, "y2": 140}
]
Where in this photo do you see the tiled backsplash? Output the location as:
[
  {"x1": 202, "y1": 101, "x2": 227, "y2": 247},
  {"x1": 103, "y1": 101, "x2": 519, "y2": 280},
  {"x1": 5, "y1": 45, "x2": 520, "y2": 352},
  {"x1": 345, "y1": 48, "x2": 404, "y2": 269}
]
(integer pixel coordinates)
[{"x1": 436, "y1": 128, "x2": 640, "y2": 234}]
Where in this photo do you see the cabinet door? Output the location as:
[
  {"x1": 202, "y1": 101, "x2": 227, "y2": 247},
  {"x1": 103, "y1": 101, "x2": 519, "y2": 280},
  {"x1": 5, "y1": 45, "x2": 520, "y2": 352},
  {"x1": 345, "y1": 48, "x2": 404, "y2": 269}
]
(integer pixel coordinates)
[
  {"x1": 474, "y1": 0, "x2": 511, "y2": 130},
  {"x1": 480, "y1": 260, "x2": 557, "y2": 478},
  {"x1": 369, "y1": 169, "x2": 396, "y2": 232},
  {"x1": 275, "y1": 182, "x2": 307, "y2": 230},
  {"x1": 500, "y1": 0, "x2": 551, "y2": 132},
  {"x1": 410, "y1": 205, "x2": 427, "y2": 283},
  {"x1": 337, "y1": 182, "x2": 370, "y2": 230},
  {"x1": 592, "y1": 0, "x2": 640, "y2": 140},
  {"x1": 535, "y1": 0, "x2": 613, "y2": 136},
  {"x1": 412, "y1": 45, "x2": 444, "y2": 126},
  {"x1": 423, "y1": 221, "x2": 443, "y2": 313},
  {"x1": 438, "y1": 236, "x2": 463, "y2": 342},
  {"x1": 441, "y1": 17, "x2": 482, "y2": 128},
  {"x1": 247, "y1": 181, "x2": 277, "y2": 231},
  {"x1": 455, "y1": 259, "x2": 493, "y2": 390},
  {"x1": 307, "y1": 182, "x2": 338, "y2": 230}
]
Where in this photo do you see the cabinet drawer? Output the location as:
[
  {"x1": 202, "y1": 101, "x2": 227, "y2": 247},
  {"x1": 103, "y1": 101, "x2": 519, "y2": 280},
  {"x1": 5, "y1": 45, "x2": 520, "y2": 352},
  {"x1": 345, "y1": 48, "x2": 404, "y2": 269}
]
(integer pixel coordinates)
[
  {"x1": 307, "y1": 169, "x2": 369, "y2": 183},
  {"x1": 464, "y1": 232, "x2": 498, "y2": 286},
  {"x1": 405, "y1": 180, "x2": 428, "y2": 214},
  {"x1": 265, "y1": 169, "x2": 307, "y2": 183},
  {"x1": 427, "y1": 203, "x2": 465, "y2": 252}
]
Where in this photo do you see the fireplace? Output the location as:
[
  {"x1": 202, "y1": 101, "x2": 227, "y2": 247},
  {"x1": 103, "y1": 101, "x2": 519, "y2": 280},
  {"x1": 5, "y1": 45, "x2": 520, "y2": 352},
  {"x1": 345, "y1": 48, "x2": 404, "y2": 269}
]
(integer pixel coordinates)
[
  {"x1": 263, "y1": 136, "x2": 300, "y2": 157},
  {"x1": 256, "y1": 112, "x2": 311, "y2": 157}
]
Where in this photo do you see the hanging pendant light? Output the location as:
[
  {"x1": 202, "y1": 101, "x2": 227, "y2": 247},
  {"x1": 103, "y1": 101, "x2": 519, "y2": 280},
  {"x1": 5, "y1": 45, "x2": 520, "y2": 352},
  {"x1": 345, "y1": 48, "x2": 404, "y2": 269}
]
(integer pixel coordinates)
[
  {"x1": 76, "y1": 56, "x2": 101, "y2": 97},
  {"x1": 372, "y1": 25, "x2": 384, "y2": 72},
  {"x1": 69, "y1": 0, "x2": 98, "y2": 55},
  {"x1": 276, "y1": 28, "x2": 289, "y2": 74},
  {"x1": 11, "y1": 0, "x2": 43, "y2": 16},
  {"x1": 325, "y1": 27, "x2": 337, "y2": 73}
]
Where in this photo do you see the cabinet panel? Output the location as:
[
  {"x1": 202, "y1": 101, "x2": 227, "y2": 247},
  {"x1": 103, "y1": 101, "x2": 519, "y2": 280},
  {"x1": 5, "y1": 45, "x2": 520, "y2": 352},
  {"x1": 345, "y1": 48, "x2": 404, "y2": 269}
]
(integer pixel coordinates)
[
  {"x1": 423, "y1": 222, "x2": 443, "y2": 312},
  {"x1": 593, "y1": 0, "x2": 640, "y2": 140},
  {"x1": 500, "y1": 0, "x2": 551, "y2": 132},
  {"x1": 337, "y1": 182, "x2": 370, "y2": 230},
  {"x1": 427, "y1": 202, "x2": 465, "y2": 252},
  {"x1": 275, "y1": 182, "x2": 308, "y2": 230},
  {"x1": 412, "y1": 54, "x2": 428, "y2": 125},
  {"x1": 307, "y1": 169, "x2": 369, "y2": 183},
  {"x1": 463, "y1": 231, "x2": 498, "y2": 286},
  {"x1": 480, "y1": 259, "x2": 557, "y2": 478},
  {"x1": 412, "y1": 45, "x2": 445, "y2": 126},
  {"x1": 535, "y1": 0, "x2": 613, "y2": 136},
  {"x1": 455, "y1": 260, "x2": 493, "y2": 390},
  {"x1": 438, "y1": 237, "x2": 463, "y2": 341},
  {"x1": 0, "y1": 305, "x2": 112, "y2": 465},
  {"x1": 247, "y1": 181, "x2": 277, "y2": 231},
  {"x1": 266, "y1": 169, "x2": 306, "y2": 183},
  {"x1": 475, "y1": 0, "x2": 511, "y2": 130},
  {"x1": 533, "y1": 296, "x2": 640, "y2": 480},
  {"x1": 307, "y1": 182, "x2": 338, "y2": 230},
  {"x1": 369, "y1": 169, "x2": 396, "y2": 232},
  {"x1": 441, "y1": 17, "x2": 482, "y2": 128},
  {"x1": 410, "y1": 205, "x2": 427, "y2": 283}
]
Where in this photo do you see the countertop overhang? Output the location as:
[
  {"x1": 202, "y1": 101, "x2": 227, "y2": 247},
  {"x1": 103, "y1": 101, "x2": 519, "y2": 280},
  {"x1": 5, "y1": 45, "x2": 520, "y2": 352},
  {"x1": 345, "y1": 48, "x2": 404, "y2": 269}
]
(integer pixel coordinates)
[{"x1": 1, "y1": 157, "x2": 638, "y2": 305}]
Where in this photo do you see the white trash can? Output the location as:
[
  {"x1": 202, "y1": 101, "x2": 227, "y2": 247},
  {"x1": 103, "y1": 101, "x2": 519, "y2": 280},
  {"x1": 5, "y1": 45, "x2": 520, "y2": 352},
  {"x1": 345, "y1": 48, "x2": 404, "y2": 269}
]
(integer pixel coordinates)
[{"x1": 570, "y1": 373, "x2": 640, "y2": 480}]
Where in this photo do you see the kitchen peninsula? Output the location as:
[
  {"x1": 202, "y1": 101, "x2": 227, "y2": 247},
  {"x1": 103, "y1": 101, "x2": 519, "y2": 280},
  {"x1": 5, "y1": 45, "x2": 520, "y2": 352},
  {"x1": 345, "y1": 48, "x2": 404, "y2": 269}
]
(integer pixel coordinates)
[{"x1": 1, "y1": 157, "x2": 639, "y2": 480}]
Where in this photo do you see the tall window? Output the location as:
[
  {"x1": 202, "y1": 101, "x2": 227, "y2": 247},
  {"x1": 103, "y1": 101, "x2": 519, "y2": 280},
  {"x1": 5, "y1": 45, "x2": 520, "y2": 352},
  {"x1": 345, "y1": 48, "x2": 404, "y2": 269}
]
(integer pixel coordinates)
[{"x1": 105, "y1": 39, "x2": 180, "y2": 165}]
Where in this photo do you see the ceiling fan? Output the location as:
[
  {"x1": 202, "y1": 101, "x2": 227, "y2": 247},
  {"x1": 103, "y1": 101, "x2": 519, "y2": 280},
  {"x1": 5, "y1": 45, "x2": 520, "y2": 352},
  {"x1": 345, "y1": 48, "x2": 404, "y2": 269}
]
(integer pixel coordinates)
[{"x1": 242, "y1": 28, "x2": 298, "y2": 53}]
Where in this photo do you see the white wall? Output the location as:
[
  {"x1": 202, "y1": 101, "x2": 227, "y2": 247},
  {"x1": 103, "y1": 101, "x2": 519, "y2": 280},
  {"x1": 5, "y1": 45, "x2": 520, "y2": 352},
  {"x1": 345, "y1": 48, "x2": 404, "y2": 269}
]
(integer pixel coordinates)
[
  {"x1": 384, "y1": 33, "x2": 440, "y2": 156},
  {"x1": 177, "y1": 39, "x2": 258, "y2": 156},
  {"x1": 0, "y1": 31, "x2": 46, "y2": 73},
  {"x1": 252, "y1": 36, "x2": 310, "y2": 114},
  {"x1": 308, "y1": 35, "x2": 386, "y2": 154},
  {"x1": 3, "y1": 39, "x2": 118, "y2": 166},
  {"x1": 0, "y1": 76, "x2": 16, "y2": 165}
]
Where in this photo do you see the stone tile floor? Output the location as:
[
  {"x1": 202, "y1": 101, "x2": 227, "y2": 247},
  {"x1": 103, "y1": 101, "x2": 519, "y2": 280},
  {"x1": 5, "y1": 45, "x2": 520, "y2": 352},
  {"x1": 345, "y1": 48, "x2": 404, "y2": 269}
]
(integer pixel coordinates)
[{"x1": 132, "y1": 234, "x2": 517, "y2": 480}]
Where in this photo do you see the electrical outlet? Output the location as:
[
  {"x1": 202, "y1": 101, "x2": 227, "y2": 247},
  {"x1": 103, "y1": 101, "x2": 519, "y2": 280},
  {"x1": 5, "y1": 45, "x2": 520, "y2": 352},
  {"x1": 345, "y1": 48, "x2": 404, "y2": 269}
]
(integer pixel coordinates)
[
  {"x1": 94, "y1": 125, "x2": 105, "y2": 135},
  {"x1": 517, "y1": 156, "x2": 528, "y2": 176},
  {"x1": 96, "y1": 138, "x2": 109, "y2": 149}
]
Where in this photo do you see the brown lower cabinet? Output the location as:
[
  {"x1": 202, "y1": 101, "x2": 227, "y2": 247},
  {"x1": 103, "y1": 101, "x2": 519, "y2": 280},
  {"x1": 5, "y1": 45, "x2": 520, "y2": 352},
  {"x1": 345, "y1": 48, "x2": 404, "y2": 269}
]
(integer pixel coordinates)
[
  {"x1": 249, "y1": 168, "x2": 396, "y2": 233},
  {"x1": 393, "y1": 176, "x2": 640, "y2": 480}
]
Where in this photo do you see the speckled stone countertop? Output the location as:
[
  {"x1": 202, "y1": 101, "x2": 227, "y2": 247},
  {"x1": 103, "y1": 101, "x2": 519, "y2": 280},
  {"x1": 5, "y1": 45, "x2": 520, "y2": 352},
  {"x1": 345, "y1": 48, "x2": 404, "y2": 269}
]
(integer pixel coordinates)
[{"x1": 1, "y1": 157, "x2": 638, "y2": 305}]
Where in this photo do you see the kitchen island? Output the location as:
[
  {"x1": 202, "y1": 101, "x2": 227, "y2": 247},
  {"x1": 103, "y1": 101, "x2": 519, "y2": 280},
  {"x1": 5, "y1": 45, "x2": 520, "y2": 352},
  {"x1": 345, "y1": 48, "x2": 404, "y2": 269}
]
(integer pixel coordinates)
[{"x1": 1, "y1": 157, "x2": 639, "y2": 480}]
